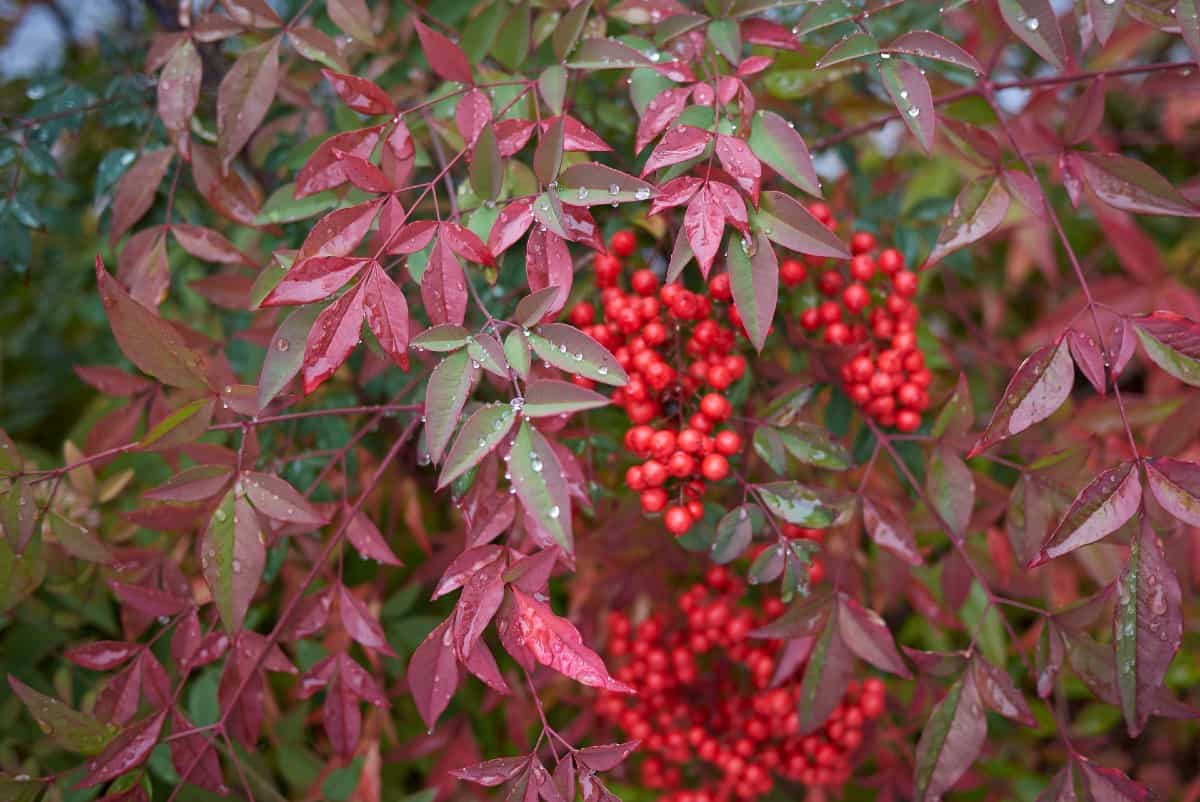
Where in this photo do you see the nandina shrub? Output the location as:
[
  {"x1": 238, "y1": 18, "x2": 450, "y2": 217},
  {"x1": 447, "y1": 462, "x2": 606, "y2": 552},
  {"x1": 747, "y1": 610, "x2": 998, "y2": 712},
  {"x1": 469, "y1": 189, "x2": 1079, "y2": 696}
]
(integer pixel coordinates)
[{"x1": 3, "y1": 1, "x2": 1200, "y2": 801}]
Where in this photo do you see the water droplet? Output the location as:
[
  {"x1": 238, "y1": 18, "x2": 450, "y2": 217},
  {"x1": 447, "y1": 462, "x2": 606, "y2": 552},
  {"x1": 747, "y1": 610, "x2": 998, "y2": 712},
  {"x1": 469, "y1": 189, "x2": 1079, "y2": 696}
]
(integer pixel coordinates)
[
  {"x1": 577, "y1": 187, "x2": 589, "y2": 200},
  {"x1": 477, "y1": 438, "x2": 487, "y2": 448},
  {"x1": 14, "y1": 774, "x2": 30, "y2": 782},
  {"x1": 1024, "y1": 16, "x2": 1040, "y2": 30},
  {"x1": 649, "y1": 51, "x2": 661, "y2": 62},
  {"x1": 635, "y1": 187, "x2": 651, "y2": 201},
  {"x1": 907, "y1": 107, "x2": 920, "y2": 118},
  {"x1": 232, "y1": 559, "x2": 242, "y2": 573},
  {"x1": 215, "y1": 508, "x2": 227, "y2": 522},
  {"x1": 158, "y1": 615, "x2": 170, "y2": 625},
  {"x1": 880, "y1": 52, "x2": 891, "y2": 59},
  {"x1": 531, "y1": 457, "x2": 544, "y2": 473},
  {"x1": 598, "y1": 366, "x2": 609, "y2": 375},
  {"x1": 276, "y1": 337, "x2": 290, "y2": 351},
  {"x1": 608, "y1": 183, "x2": 621, "y2": 195},
  {"x1": 471, "y1": 359, "x2": 481, "y2": 369},
  {"x1": 1151, "y1": 586, "x2": 1167, "y2": 616},
  {"x1": 899, "y1": 90, "x2": 909, "y2": 100},
  {"x1": 510, "y1": 397, "x2": 525, "y2": 411},
  {"x1": 549, "y1": 505, "x2": 561, "y2": 519},
  {"x1": 573, "y1": 352, "x2": 583, "y2": 361}
]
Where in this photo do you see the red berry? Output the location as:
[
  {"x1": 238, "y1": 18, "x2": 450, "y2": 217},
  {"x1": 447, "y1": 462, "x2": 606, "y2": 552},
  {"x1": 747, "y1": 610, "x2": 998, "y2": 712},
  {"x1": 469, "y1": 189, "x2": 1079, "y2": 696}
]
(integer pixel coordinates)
[
  {"x1": 818, "y1": 270, "x2": 844, "y2": 296},
  {"x1": 632, "y1": 268, "x2": 659, "y2": 296},
  {"x1": 699, "y1": 393, "x2": 731, "y2": 421},
  {"x1": 849, "y1": 253, "x2": 875, "y2": 282},
  {"x1": 641, "y1": 488, "x2": 668, "y2": 513},
  {"x1": 611, "y1": 229, "x2": 637, "y2": 258},
  {"x1": 842, "y1": 283, "x2": 870, "y2": 313},
  {"x1": 678, "y1": 428, "x2": 705, "y2": 454},
  {"x1": 877, "y1": 247, "x2": 904, "y2": 275},
  {"x1": 668, "y1": 451, "x2": 695, "y2": 478},
  {"x1": 701, "y1": 453, "x2": 730, "y2": 481},
  {"x1": 709, "y1": 273, "x2": 732, "y2": 301},
  {"x1": 892, "y1": 270, "x2": 918, "y2": 297},
  {"x1": 642, "y1": 460, "x2": 668, "y2": 487},
  {"x1": 800, "y1": 307, "x2": 820, "y2": 331},
  {"x1": 595, "y1": 252, "x2": 622, "y2": 286},
  {"x1": 664, "y1": 506, "x2": 693, "y2": 535},
  {"x1": 780, "y1": 258, "x2": 807, "y2": 286},
  {"x1": 650, "y1": 430, "x2": 677, "y2": 459},
  {"x1": 896, "y1": 409, "x2": 922, "y2": 432},
  {"x1": 707, "y1": 364, "x2": 733, "y2": 390},
  {"x1": 850, "y1": 231, "x2": 876, "y2": 255},
  {"x1": 714, "y1": 430, "x2": 741, "y2": 455},
  {"x1": 807, "y1": 558, "x2": 825, "y2": 584},
  {"x1": 686, "y1": 500, "x2": 704, "y2": 521},
  {"x1": 569, "y1": 303, "x2": 595, "y2": 326},
  {"x1": 625, "y1": 465, "x2": 646, "y2": 490}
]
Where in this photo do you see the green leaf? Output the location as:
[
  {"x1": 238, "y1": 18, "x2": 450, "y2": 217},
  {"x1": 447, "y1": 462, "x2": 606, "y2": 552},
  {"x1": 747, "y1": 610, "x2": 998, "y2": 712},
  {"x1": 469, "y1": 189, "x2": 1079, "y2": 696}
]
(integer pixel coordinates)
[
  {"x1": 926, "y1": 445, "x2": 974, "y2": 537},
  {"x1": 778, "y1": 423, "x2": 851, "y2": 470},
  {"x1": 538, "y1": 65, "x2": 568, "y2": 116},
  {"x1": 523, "y1": 379, "x2": 610, "y2": 417},
  {"x1": 726, "y1": 232, "x2": 777, "y2": 352},
  {"x1": 257, "y1": 304, "x2": 322, "y2": 411},
  {"x1": 711, "y1": 506, "x2": 759, "y2": 564},
  {"x1": 413, "y1": 324, "x2": 472, "y2": 353},
  {"x1": 791, "y1": 0, "x2": 854, "y2": 35},
  {"x1": 815, "y1": 32, "x2": 879, "y2": 69},
  {"x1": 492, "y1": 1, "x2": 531, "y2": 71},
  {"x1": 931, "y1": 373, "x2": 972, "y2": 440},
  {"x1": 255, "y1": 184, "x2": 337, "y2": 224},
  {"x1": 796, "y1": 605, "x2": 853, "y2": 733},
  {"x1": 926, "y1": 176, "x2": 1011, "y2": 267},
  {"x1": 425, "y1": 349, "x2": 481, "y2": 464},
  {"x1": 997, "y1": 0, "x2": 1067, "y2": 68},
  {"x1": 0, "y1": 775, "x2": 42, "y2": 802},
  {"x1": 969, "y1": 338, "x2": 1073, "y2": 457},
  {"x1": 878, "y1": 58, "x2": 935, "y2": 154},
  {"x1": 469, "y1": 124, "x2": 503, "y2": 202},
  {"x1": 438, "y1": 403, "x2": 518, "y2": 489},
  {"x1": 467, "y1": 334, "x2": 509, "y2": 378},
  {"x1": 747, "y1": 111, "x2": 821, "y2": 197},
  {"x1": 529, "y1": 323, "x2": 628, "y2": 386},
  {"x1": 913, "y1": 672, "x2": 987, "y2": 802},
  {"x1": 48, "y1": 512, "x2": 113, "y2": 564},
  {"x1": 552, "y1": 0, "x2": 592, "y2": 61},
  {"x1": 753, "y1": 427, "x2": 789, "y2": 475},
  {"x1": 8, "y1": 676, "x2": 117, "y2": 755},
  {"x1": 707, "y1": 19, "x2": 742, "y2": 64},
  {"x1": 504, "y1": 329, "x2": 531, "y2": 379},
  {"x1": 140, "y1": 398, "x2": 215, "y2": 450},
  {"x1": 0, "y1": 531, "x2": 44, "y2": 613},
  {"x1": 508, "y1": 420, "x2": 573, "y2": 553},
  {"x1": 201, "y1": 490, "x2": 265, "y2": 632},
  {"x1": 756, "y1": 482, "x2": 837, "y2": 527},
  {"x1": 567, "y1": 38, "x2": 652, "y2": 70}
]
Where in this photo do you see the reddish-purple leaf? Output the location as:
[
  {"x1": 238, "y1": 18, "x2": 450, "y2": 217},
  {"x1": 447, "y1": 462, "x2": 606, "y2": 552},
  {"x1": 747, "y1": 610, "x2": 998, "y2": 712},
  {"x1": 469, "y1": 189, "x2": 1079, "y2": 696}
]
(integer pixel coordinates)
[
  {"x1": 553, "y1": 116, "x2": 612, "y2": 152},
  {"x1": 714, "y1": 134, "x2": 761, "y2": 204},
  {"x1": 157, "y1": 40, "x2": 201, "y2": 152},
  {"x1": 649, "y1": 176, "x2": 703, "y2": 217},
  {"x1": 998, "y1": 0, "x2": 1068, "y2": 68},
  {"x1": 414, "y1": 20, "x2": 473, "y2": 84},
  {"x1": 295, "y1": 126, "x2": 383, "y2": 198},
  {"x1": 525, "y1": 228, "x2": 573, "y2": 318},
  {"x1": 1070, "y1": 152, "x2": 1200, "y2": 217},
  {"x1": 636, "y1": 86, "x2": 691, "y2": 153},
  {"x1": 796, "y1": 606, "x2": 854, "y2": 734},
  {"x1": 301, "y1": 281, "x2": 366, "y2": 394},
  {"x1": 746, "y1": 111, "x2": 820, "y2": 198},
  {"x1": 862, "y1": 496, "x2": 923, "y2": 566},
  {"x1": 74, "y1": 365, "x2": 154, "y2": 397},
  {"x1": 321, "y1": 68, "x2": 394, "y2": 115},
  {"x1": 422, "y1": 235, "x2": 469, "y2": 326},
  {"x1": 452, "y1": 553, "x2": 506, "y2": 658},
  {"x1": 201, "y1": 492, "x2": 265, "y2": 632},
  {"x1": 423, "y1": 349, "x2": 480, "y2": 463},
  {"x1": 641, "y1": 125, "x2": 711, "y2": 175},
  {"x1": 879, "y1": 59, "x2": 935, "y2": 154},
  {"x1": 575, "y1": 741, "x2": 640, "y2": 772},
  {"x1": 297, "y1": 199, "x2": 382, "y2": 261},
  {"x1": 216, "y1": 36, "x2": 280, "y2": 172},
  {"x1": 345, "y1": 508, "x2": 402, "y2": 566},
  {"x1": 260, "y1": 256, "x2": 371, "y2": 306},
  {"x1": 461, "y1": 637, "x2": 511, "y2": 694},
  {"x1": 560, "y1": 203, "x2": 604, "y2": 252},
  {"x1": 1114, "y1": 520, "x2": 1183, "y2": 736},
  {"x1": 508, "y1": 588, "x2": 634, "y2": 693},
  {"x1": 435, "y1": 545, "x2": 505, "y2": 600},
  {"x1": 407, "y1": 619, "x2": 459, "y2": 730},
  {"x1": 452, "y1": 756, "x2": 530, "y2": 786},
  {"x1": 109, "y1": 581, "x2": 188, "y2": 618},
  {"x1": 503, "y1": 548, "x2": 559, "y2": 595},
  {"x1": 78, "y1": 711, "x2": 166, "y2": 788},
  {"x1": 324, "y1": 669, "x2": 361, "y2": 757},
  {"x1": 116, "y1": 226, "x2": 169, "y2": 308},
  {"x1": 1064, "y1": 78, "x2": 1107, "y2": 145},
  {"x1": 726, "y1": 231, "x2": 776, "y2": 351},
  {"x1": 362, "y1": 264, "x2": 410, "y2": 369},
  {"x1": 287, "y1": 24, "x2": 349, "y2": 71},
  {"x1": 558, "y1": 163, "x2": 655, "y2": 207},
  {"x1": 759, "y1": 191, "x2": 850, "y2": 258},
  {"x1": 242, "y1": 471, "x2": 324, "y2": 526},
  {"x1": 567, "y1": 37, "x2": 653, "y2": 70},
  {"x1": 836, "y1": 594, "x2": 912, "y2": 677},
  {"x1": 456, "y1": 89, "x2": 493, "y2": 147},
  {"x1": 110, "y1": 148, "x2": 173, "y2": 245},
  {"x1": 171, "y1": 223, "x2": 249, "y2": 265},
  {"x1": 1134, "y1": 311, "x2": 1200, "y2": 386},
  {"x1": 334, "y1": 151, "x2": 392, "y2": 192},
  {"x1": 1034, "y1": 461, "x2": 1141, "y2": 565},
  {"x1": 684, "y1": 185, "x2": 724, "y2": 278},
  {"x1": 913, "y1": 671, "x2": 986, "y2": 802},
  {"x1": 740, "y1": 18, "x2": 801, "y2": 50},
  {"x1": 495, "y1": 118, "x2": 537, "y2": 157},
  {"x1": 1146, "y1": 458, "x2": 1200, "y2": 526},
  {"x1": 93, "y1": 660, "x2": 142, "y2": 725},
  {"x1": 709, "y1": 181, "x2": 749, "y2": 234},
  {"x1": 441, "y1": 222, "x2": 494, "y2": 266},
  {"x1": 65, "y1": 642, "x2": 140, "y2": 672},
  {"x1": 887, "y1": 31, "x2": 982, "y2": 73},
  {"x1": 171, "y1": 611, "x2": 202, "y2": 667},
  {"x1": 338, "y1": 584, "x2": 395, "y2": 656},
  {"x1": 1078, "y1": 758, "x2": 1153, "y2": 802},
  {"x1": 926, "y1": 176, "x2": 1011, "y2": 267},
  {"x1": 1067, "y1": 329, "x2": 1107, "y2": 395},
  {"x1": 969, "y1": 338, "x2": 1073, "y2": 457},
  {"x1": 926, "y1": 445, "x2": 975, "y2": 537},
  {"x1": 488, "y1": 197, "x2": 535, "y2": 256},
  {"x1": 971, "y1": 656, "x2": 1035, "y2": 725},
  {"x1": 169, "y1": 711, "x2": 227, "y2": 794},
  {"x1": 223, "y1": 0, "x2": 282, "y2": 27}
]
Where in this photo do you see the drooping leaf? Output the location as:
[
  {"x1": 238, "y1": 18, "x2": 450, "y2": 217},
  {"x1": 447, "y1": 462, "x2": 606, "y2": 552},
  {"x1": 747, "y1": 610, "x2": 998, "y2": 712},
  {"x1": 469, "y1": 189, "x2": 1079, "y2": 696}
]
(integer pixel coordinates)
[
  {"x1": 508, "y1": 588, "x2": 633, "y2": 692},
  {"x1": 746, "y1": 111, "x2": 820, "y2": 197},
  {"x1": 1134, "y1": 311, "x2": 1200, "y2": 386},
  {"x1": 970, "y1": 656, "x2": 1036, "y2": 725},
  {"x1": 1145, "y1": 458, "x2": 1200, "y2": 526},
  {"x1": 424, "y1": 349, "x2": 480, "y2": 464},
  {"x1": 998, "y1": 0, "x2": 1068, "y2": 68},
  {"x1": 1077, "y1": 758, "x2": 1153, "y2": 802},
  {"x1": 528, "y1": 323, "x2": 628, "y2": 386},
  {"x1": 879, "y1": 58, "x2": 935, "y2": 154},
  {"x1": 1067, "y1": 329, "x2": 1107, "y2": 395},
  {"x1": 301, "y1": 281, "x2": 366, "y2": 394},
  {"x1": 470, "y1": 124, "x2": 503, "y2": 202},
  {"x1": 886, "y1": 30, "x2": 982, "y2": 73},
  {"x1": 201, "y1": 491, "x2": 265, "y2": 632},
  {"x1": 714, "y1": 134, "x2": 761, "y2": 203},
  {"x1": 837, "y1": 594, "x2": 911, "y2": 677},
  {"x1": 862, "y1": 496, "x2": 923, "y2": 565},
  {"x1": 110, "y1": 148, "x2": 172, "y2": 245},
  {"x1": 558, "y1": 163, "x2": 656, "y2": 207},
  {"x1": 345, "y1": 510, "x2": 402, "y2": 566},
  {"x1": 926, "y1": 176, "x2": 1011, "y2": 267},
  {"x1": 525, "y1": 228, "x2": 572, "y2": 318},
  {"x1": 1034, "y1": 461, "x2": 1141, "y2": 565},
  {"x1": 257, "y1": 304, "x2": 321, "y2": 410},
  {"x1": 422, "y1": 234, "x2": 469, "y2": 327},
  {"x1": 926, "y1": 445, "x2": 975, "y2": 537},
  {"x1": 78, "y1": 711, "x2": 166, "y2": 789},
  {"x1": 1071, "y1": 152, "x2": 1200, "y2": 217},
  {"x1": 758, "y1": 191, "x2": 850, "y2": 258},
  {"x1": 683, "y1": 185, "x2": 725, "y2": 278},
  {"x1": 407, "y1": 619, "x2": 459, "y2": 730},
  {"x1": 321, "y1": 68, "x2": 393, "y2": 115},
  {"x1": 439, "y1": 403, "x2": 518, "y2": 489},
  {"x1": 507, "y1": 420, "x2": 573, "y2": 553},
  {"x1": 969, "y1": 338, "x2": 1073, "y2": 457},
  {"x1": 216, "y1": 36, "x2": 280, "y2": 171},
  {"x1": 362, "y1": 264, "x2": 411, "y2": 369},
  {"x1": 726, "y1": 231, "x2": 777, "y2": 352},
  {"x1": 552, "y1": 0, "x2": 592, "y2": 60},
  {"x1": 711, "y1": 505, "x2": 758, "y2": 564},
  {"x1": 1114, "y1": 520, "x2": 1183, "y2": 736},
  {"x1": 327, "y1": 0, "x2": 375, "y2": 44},
  {"x1": 795, "y1": 606, "x2": 854, "y2": 733},
  {"x1": 8, "y1": 676, "x2": 117, "y2": 755},
  {"x1": 157, "y1": 41, "x2": 202, "y2": 151},
  {"x1": 913, "y1": 671, "x2": 987, "y2": 802},
  {"x1": 242, "y1": 472, "x2": 324, "y2": 526},
  {"x1": 523, "y1": 380, "x2": 610, "y2": 417}
]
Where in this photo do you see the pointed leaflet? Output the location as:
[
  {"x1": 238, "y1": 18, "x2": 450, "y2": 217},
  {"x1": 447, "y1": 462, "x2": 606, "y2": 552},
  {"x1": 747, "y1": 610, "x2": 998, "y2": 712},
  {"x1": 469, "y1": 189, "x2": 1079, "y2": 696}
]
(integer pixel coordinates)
[
  {"x1": 157, "y1": 40, "x2": 201, "y2": 151},
  {"x1": 1180, "y1": 0, "x2": 1200, "y2": 64},
  {"x1": 414, "y1": 20, "x2": 473, "y2": 84},
  {"x1": 862, "y1": 496, "x2": 923, "y2": 565},
  {"x1": 453, "y1": 756, "x2": 531, "y2": 786},
  {"x1": 711, "y1": 506, "x2": 756, "y2": 564},
  {"x1": 1134, "y1": 311, "x2": 1200, "y2": 386},
  {"x1": 470, "y1": 124, "x2": 503, "y2": 202},
  {"x1": 683, "y1": 185, "x2": 724, "y2": 278},
  {"x1": 257, "y1": 304, "x2": 321, "y2": 410},
  {"x1": 425, "y1": 349, "x2": 480, "y2": 463},
  {"x1": 971, "y1": 656, "x2": 1036, "y2": 725},
  {"x1": 567, "y1": 38, "x2": 652, "y2": 69},
  {"x1": 65, "y1": 641, "x2": 140, "y2": 671},
  {"x1": 1070, "y1": 152, "x2": 1200, "y2": 217},
  {"x1": 488, "y1": 197, "x2": 535, "y2": 257},
  {"x1": 217, "y1": 36, "x2": 280, "y2": 172},
  {"x1": 345, "y1": 509, "x2": 402, "y2": 566},
  {"x1": 297, "y1": 199, "x2": 382, "y2": 260},
  {"x1": 726, "y1": 231, "x2": 777, "y2": 352},
  {"x1": 886, "y1": 31, "x2": 982, "y2": 73},
  {"x1": 1114, "y1": 521, "x2": 1183, "y2": 737},
  {"x1": 796, "y1": 604, "x2": 854, "y2": 733},
  {"x1": 998, "y1": 0, "x2": 1068, "y2": 68},
  {"x1": 95, "y1": 257, "x2": 208, "y2": 389},
  {"x1": 636, "y1": 86, "x2": 691, "y2": 153},
  {"x1": 926, "y1": 176, "x2": 1011, "y2": 267},
  {"x1": 525, "y1": 227, "x2": 572, "y2": 317},
  {"x1": 171, "y1": 224, "x2": 248, "y2": 265},
  {"x1": 439, "y1": 403, "x2": 518, "y2": 489},
  {"x1": 201, "y1": 491, "x2": 265, "y2": 632},
  {"x1": 969, "y1": 338, "x2": 1073, "y2": 456},
  {"x1": 913, "y1": 671, "x2": 987, "y2": 802},
  {"x1": 509, "y1": 588, "x2": 633, "y2": 692},
  {"x1": 710, "y1": 181, "x2": 749, "y2": 234},
  {"x1": 1067, "y1": 329, "x2": 1106, "y2": 395},
  {"x1": 1035, "y1": 461, "x2": 1141, "y2": 565},
  {"x1": 642, "y1": 125, "x2": 711, "y2": 175},
  {"x1": 78, "y1": 711, "x2": 166, "y2": 789},
  {"x1": 259, "y1": 256, "x2": 371, "y2": 306},
  {"x1": 407, "y1": 619, "x2": 459, "y2": 730},
  {"x1": 926, "y1": 445, "x2": 975, "y2": 537},
  {"x1": 242, "y1": 472, "x2": 324, "y2": 526},
  {"x1": 423, "y1": 234, "x2": 469, "y2": 326},
  {"x1": 362, "y1": 264, "x2": 410, "y2": 369},
  {"x1": 169, "y1": 711, "x2": 226, "y2": 795},
  {"x1": 879, "y1": 59, "x2": 935, "y2": 154},
  {"x1": 747, "y1": 111, "x2": 820, "y2": 197},
  {"x1": 837, "y1": 594, "x2": 911, "y2": 677},
  {"x1": 1146, "y1": 458, "x2": 1200, "y2": 526},
  {"x1": 1064, "y1": 78, "x2": 1107, "y2": 146},
  {"x1": 321, "y1": 68, "x2": 394, "y2": 115},
  {"x1": 508, "y1": 420, "x2": 573, "y2": 554},
  {"x1": 558, "y1": 163, "x2": 656, "y2": 207},
  {"x1": 324, "y1": 667, "x2": 361, "y2": 757},
  {"x1": 528, "y1": 324, "x2": 628, "y2": 386},
  {"x1": 523, "y1": 380, "x2": 610, "y2": 417},
  {"x1": 715, "y1": 134, "x2": 761, "y2": 203},
  {"x1": 110, "y1": 148, "x2": 173, "y2": 245},
  {"x1": 141, "y1": 397, "x2": 215, "y2": 450},
  {"x1": 758, "y1": 191, "x2": 850, "y2": 258},
  {"x1": 294, "y1": 126, "x2": 382, "y2": 198},
  {"x1": 452, "y1": 552, "x2": 506, "y2": 658},
  {"x1": 338, "y1": 585, "x2": 395, "y2": 655},
  {"x1": 8, "y1": 677, "x2": 117, "y2": 755},
  {"x1": 301, "y1": 280, "x2": 366, "y2": 394},
  {"x1": 815, "y1": 31, "x2": 879, "y2": 68}
]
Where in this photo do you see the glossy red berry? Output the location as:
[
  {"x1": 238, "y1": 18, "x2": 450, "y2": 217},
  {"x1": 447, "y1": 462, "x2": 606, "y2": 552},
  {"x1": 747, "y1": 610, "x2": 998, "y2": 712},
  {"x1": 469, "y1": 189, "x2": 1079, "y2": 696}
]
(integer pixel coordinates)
[
  {"x1": 664, "y1": 506, "x2": 693, "y2": 535},
  {"x1": 780, "y1": 259, "x2": 807, "y2": 286},
  {"x1": 714, "y1": 430, "x2": 741, "y2": 455},
  {"x1": 641, "y1": 488, "x2": 668, "y2": 513},
  {"x1": 611, "y1": 229, "x2": 637, "y2": 257},
  {"x1": 850, "y1": 231, "x2": 876, "y2": 255},
  {"x1": 699, "y1": 393, "x2": 731, "y2": 421},
  {"x1": 877, "y1": 247, "x2": 904, "y2": 274},
  {"x1": 701, "y1": 453, "x2": 729, "y2": 481},
  {"x1": 632, "y1": 268, "x2": 659, "y2": 296},
  {"x1": 709, "y1": 273, "x2": 732, "y2": 301}
]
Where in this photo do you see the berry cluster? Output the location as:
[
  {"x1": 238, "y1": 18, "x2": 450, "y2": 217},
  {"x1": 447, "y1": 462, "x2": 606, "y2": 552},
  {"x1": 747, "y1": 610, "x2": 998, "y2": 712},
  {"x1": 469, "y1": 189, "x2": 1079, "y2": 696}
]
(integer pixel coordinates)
[
  {"x1": 785, "y1": 204, "x2": 932, "y2": 432},
  {"x1": 595, "y1": 567, "x2": 885, "y2": 802},
  {"x1": 567, "y1": 231, "x2": 749, "y2": 538}
]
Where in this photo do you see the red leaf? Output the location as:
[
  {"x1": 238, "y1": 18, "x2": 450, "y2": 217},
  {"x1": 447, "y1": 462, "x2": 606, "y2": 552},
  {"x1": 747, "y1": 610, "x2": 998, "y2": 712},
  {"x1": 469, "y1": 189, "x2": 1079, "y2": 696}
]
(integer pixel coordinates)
[
  {"x1": 456, "y1": 89, "x2": 493, "y2": 147},
  {"x1": 78, "y1": 711, "x2": 166, "y2": 789},
  {"x1": 338, "y1": 584, "x2": 395, "y2": 656},
  {"x1": 836, "y1": 594, "x2": 912, "y2": 677},
  {"x1": 383, "y1": 119, "x2": 416, "y2": 186},
  {"x1": 560, "y1": 204, "x2": 605, "y2": 251},
  {"x1": 74, "y1": 365, "x2": 154, "y2": 396},
  {"x1": 321, "y1": 68, "x2": 394, "y2": 115},
  {"x1": 452, "y1": 554, "x2": 506, "y2": 659},
  {"x1": 462, "y1": 638, "x2": 511, "y2": 693},
  {"x1": 861, "y1": 496, "x2": 923, "y2": 566},
  {"x1": 169, "y1": 711, "x2": 227, "y2": 795},
  {"x1": 434, "y1": 545, "x2": 506, "y2": 599},
  {"x1": 649, "y1": 176, "x2": 703, "y2": 217},
  {"x1": 65, "y1": 642, "x2": 141, "y2": 672},
  {"x1": 301, "y1": 280, "x2": 366, "y2": 394},
  {"x1": 641, "y1": 125, "x2": 711, "y2": 175},
  {"x1": 407, "y1": 619, "x2": 459, "y2": 730},
  {"x1": 441, "y1": 222, "x2": 494, "y2": 266},
  {"x1": 740, "y1": 18, "x2": 801, "y2": 51},
  {"x1": 507, "y1": 588, "x2": 634, "y2": 693},
  {"x1": 297, "y1": 199, "x2": 383, "y2": 261},
  {"x1": 575, "y1": 741, "x2": 640, "y2": 772},
  {"x1": 345, "y1": 507, "x2": 403, "y2": 566},
  {"x1": 525, "y1": 228, "x2": 573, "y2": 319},
  {"x1": 684, "y1": 185, "x2": 724, "y2": 277},
  {"x1": 969, "y1": 338, "x2": 1073, "y2": 457},
  {"x1": 414, "y1": 20, "x2": 473, "y2": 84},
  {"x1": 362, "y1": 264, "x2": 410, "y2": 370},
  {"x1": 714, "y1": 135, "x2": 761, "y2": 204},
  {"x1": 708, "y1": 181, "x2": 749, "y2": 234},
  {"x1": 1067, "y1": 329, "x2": 1107, "y2": 395},
  {"x1": 110, "y1": 148, "x2": 173, "y2": 245},
  {"x1": 422, "y1": 234, "x2": 469, "y2": 326},
  {"x1": 495, "y1": 118, "x2": 538, "y2": 156},
  {"x1": 551, "y1": 116, "x2": 612, "y2": 152},
  {"x1": 327, "y1": 0, "x2": 375, "y2": 44},
  {"x1": 636, "y1": 86, "x2": 691, "y2": 153},
  {"x1": 260, "y1": 256, "x2": 371, "y2": 306},
  {"x1": 157, "y1": 40, "x2": 201, "y2": 152},
  {"x1": 386, "y1": 219, "x2": 439, "y2": 255},
  {"x1": 216, "y1": 36, "x2": 280, "y2": 172},
  {"x1": 295, "y1": 126, "x2": 383, "y2": 199},
  {"x1": 452, "y1": 756, "x2": 530, "y2": 786},
  {"x1": 970, "y1": 657, "x2": 1035, "y2": 725},
  {"x1": 242, "y1": 471, "x2": 325, "y2": 526},
  {"x1": 116, "y1": 226, "x2": 169, "y2": 308},
  {"x1": 324, "y1": 669, "x2": 362, "y2": 757},
  {"x1": 488, "y1": 197, "x2": 535, "y2": 256},
  {"x1": 171, "y1": 223, "x2": 250, "y2": 265},
  {"x1": 333, "y1": 151, "x2": 393, "y2": 192},
  {"x1": 1070, "y1": 152, "x2": 1200, "y2": 217},
  {"x1": 913, "y1": 672, "x2": 986, "y2": 802},
  {"x1": 109, "y1": 581, "x2": 188, "y2": 618},
  {"x1": 1034, "y1": 460, "x2": 1141, "y2": 565}
]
